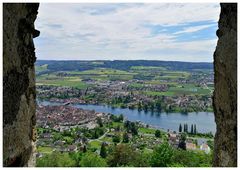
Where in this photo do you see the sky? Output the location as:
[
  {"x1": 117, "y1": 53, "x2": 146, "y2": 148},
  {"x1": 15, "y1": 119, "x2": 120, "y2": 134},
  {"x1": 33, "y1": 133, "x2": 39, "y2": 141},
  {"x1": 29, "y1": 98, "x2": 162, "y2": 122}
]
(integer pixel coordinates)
[{"x1": 34, "y1": 3, "x2": 221, "y2": 62}]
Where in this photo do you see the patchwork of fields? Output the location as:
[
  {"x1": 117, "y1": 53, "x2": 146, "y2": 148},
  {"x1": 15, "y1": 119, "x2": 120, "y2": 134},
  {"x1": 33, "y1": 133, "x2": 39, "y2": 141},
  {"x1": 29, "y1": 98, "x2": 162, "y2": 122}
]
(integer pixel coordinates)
[{"x1": 36, "y1": 64, "x2": 213, "y2": 97}]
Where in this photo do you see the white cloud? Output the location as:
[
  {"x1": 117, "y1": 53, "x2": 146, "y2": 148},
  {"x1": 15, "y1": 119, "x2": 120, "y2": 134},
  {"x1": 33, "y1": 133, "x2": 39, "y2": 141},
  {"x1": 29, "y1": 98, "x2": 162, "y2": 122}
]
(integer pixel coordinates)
[
  {"x1": 174, "y1": 24, "x2": 216, "y2": 34},
  {"x1": 34, "y1": 3, "x2": 220, "y2": 62}
]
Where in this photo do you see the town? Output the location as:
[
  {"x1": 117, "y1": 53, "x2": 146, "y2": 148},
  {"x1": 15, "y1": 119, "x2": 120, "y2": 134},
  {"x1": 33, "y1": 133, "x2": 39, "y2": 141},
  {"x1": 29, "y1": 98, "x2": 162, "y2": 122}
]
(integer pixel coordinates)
[
  {"x1": 36, "y1": 61, "x2": 214, "y2": 113},
  {"x1": 36, "y1": 104, "x2": 214, "y2": 167},
  {"x1": 35, "y1": 60, "x2": 215, "y2": 167}
]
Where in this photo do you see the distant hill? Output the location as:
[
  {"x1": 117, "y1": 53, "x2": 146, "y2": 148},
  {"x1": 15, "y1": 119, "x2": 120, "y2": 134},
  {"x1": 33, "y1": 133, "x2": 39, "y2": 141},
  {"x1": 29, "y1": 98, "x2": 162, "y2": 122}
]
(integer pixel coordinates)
[{"x1": 36, "y1": 60, "x2": 213, "y2": 73}]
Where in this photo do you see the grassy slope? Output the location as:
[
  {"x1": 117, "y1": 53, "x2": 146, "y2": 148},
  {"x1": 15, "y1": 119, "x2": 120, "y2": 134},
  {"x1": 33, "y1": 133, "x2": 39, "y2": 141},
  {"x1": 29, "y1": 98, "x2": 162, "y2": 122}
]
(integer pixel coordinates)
[{"x1": 36, "y1": 64, "x2": 48, "y2": 72}]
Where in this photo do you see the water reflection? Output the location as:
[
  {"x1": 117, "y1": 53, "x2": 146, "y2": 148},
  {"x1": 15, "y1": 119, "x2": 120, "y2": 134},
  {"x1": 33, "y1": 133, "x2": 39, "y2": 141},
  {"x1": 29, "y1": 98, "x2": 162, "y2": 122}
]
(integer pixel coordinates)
[{"x1": 39, "y1": 101, "x2": 216, "y2": 133}]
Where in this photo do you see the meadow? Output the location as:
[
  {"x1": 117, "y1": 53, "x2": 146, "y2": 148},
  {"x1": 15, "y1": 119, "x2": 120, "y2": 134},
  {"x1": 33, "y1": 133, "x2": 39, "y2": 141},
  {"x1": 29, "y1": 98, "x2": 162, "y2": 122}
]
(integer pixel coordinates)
[{"x1": 36, "y1": 65, "x2": 212, "y2": 96}]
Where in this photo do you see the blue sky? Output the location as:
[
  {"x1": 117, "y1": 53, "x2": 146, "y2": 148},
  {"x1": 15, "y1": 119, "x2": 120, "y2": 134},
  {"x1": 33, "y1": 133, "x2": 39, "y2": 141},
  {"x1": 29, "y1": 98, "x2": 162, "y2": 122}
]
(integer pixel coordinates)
[{"x1": 34, "y1": 3, "x2": 220, "y2": 62}]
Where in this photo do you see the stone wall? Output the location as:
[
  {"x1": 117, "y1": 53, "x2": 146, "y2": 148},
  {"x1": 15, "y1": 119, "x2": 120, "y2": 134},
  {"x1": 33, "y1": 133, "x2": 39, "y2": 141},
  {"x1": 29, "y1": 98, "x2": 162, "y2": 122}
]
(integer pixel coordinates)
[
  {"x1": 213, "y1": 3, "x2": 237, "y2": 167},
  {"x1": 3, "y1": 3, "x2": 39, "y2": 167}
]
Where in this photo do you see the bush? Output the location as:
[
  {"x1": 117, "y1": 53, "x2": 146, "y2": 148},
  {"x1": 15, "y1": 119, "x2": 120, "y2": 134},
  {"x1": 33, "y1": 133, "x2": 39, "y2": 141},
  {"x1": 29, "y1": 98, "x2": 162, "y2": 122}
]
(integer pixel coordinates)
[
  {"x1": 36, "y1": 151, "x2": 76, "y2": 167},
  {"x1": 122, "y1": 132, "x2": 129, "y2": 143},
  {"x1": 107, "y1": 144, "x2": 150, "y2": 167},
  {"x1": 150, "y1": 143, "x2": 174, "y2": 167},
  {"x1": 100, "y1": 143, "x2": 107, "y2": 158},
  {"x1": 171, "y1": 149, "x2": 213, "y2": 167},
  {"x1": 155, "y1": 130, "x2": 161, "y2": 138},
  {"x1": 112, "y1": 135, "x2": 121, "y2": 143},
  {"x1": 80, "y1": 153, "x2": 107, "y2": 167},
  {"x1": 110, "y1": 114, "x2": 124, "y2": 122}
]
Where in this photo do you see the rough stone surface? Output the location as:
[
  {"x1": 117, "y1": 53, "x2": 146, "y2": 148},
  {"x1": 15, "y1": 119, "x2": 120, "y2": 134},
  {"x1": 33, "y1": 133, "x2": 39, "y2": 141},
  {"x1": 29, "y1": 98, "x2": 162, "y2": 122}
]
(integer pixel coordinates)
[
  {"x1": 213, "y1": 3, "x2": 237, "y2": 167},
  {"x1": 3, "y1": 3, "x2": 39, "y2": 167}
]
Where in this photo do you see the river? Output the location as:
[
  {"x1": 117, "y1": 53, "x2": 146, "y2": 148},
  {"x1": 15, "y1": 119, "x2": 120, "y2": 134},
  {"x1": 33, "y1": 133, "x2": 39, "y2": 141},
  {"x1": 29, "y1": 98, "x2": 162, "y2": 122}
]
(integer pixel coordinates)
[{"x1": 39, "y1": 101, "x2": 216, "y2": 134}]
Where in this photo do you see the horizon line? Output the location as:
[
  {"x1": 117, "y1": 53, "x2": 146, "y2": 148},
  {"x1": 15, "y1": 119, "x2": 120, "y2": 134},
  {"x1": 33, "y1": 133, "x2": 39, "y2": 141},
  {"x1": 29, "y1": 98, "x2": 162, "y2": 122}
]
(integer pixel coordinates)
[{"x1": 36, "y1": 59, "x2": 213, "y2": 63}]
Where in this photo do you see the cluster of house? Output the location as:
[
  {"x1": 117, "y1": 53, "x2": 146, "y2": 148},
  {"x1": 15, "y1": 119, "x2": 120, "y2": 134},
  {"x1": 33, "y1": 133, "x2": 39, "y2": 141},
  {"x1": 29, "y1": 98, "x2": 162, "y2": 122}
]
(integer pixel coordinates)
[
  {"x1": 87, "y1": 80, "x2": 212, "y2": 111},
  {"x1": 125, "y1": 83, "x2": 169, "y2": 92},
  {"x1": 37, "y1": 74, "x2": 213, "y2": 114},
  {"x1": 36, "y1": 105, "x2": 106, "y2": 128},
  {"x1": 37, "y1": 85, "x2": 83, "y2": 99},
  {"x1": 168, "y1": 131, "x2": 211, "y2": 154},
  {"x1": 36, "y1": 137, "x2": 87, "y2": 158},
  {"x1": 173, "y1": 95, "x2": 212, "y2": 109},
  {"x1": 47, "y1": 98, "x2": 88, "y2": 104},
  {"x1": 133, "y1": 135, "x2": 162, "y2": 150}
]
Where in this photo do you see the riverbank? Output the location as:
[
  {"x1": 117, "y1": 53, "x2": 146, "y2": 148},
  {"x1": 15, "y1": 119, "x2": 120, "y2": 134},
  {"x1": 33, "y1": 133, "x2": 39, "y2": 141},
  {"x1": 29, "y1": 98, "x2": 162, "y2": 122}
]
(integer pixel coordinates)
[
  {"x1": 36, "y1": 109, "x2": 214, "y2": 167},
  {"x1": 38, "y1": 97, "x2": 213, "y2": 113},
  {"x1": 38, "y1": 100, "x2": 216, "y2": 134}
]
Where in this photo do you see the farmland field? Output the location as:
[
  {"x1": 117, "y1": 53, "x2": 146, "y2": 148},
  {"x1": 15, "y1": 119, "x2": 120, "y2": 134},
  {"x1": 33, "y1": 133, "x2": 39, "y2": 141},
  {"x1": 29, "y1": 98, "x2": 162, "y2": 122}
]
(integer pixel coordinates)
[{"x1": 36, "y1": 60, "x2": 213, "y2": 113}]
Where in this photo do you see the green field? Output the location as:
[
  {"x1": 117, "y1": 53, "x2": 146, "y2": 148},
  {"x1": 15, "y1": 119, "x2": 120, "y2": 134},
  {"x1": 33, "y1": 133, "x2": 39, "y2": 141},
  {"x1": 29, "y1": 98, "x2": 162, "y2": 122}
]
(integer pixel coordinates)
[
  {"x1": 36, "y1": 64, "x2": 48, "y2": 72},
  {"x1": 36, "y1": 65, "x2": 212, "y2": 97},
  {"x1": 66, "y1": 68, "x2": 135, "y2": 75},
  {"x1": 168, "y1": 84, "x2": 211, "y2": 95},
  {"x1": 111, "y1": 122, "x2": 124, "y2": 129},
  {"x1": 139, "y1": 127, "x2": 156, "y2": 134},
  {"x1": 143, "y1": 83, "x2": 211, "y2": 97},
  {"x1": 130, "y1": 66, "x2": 167, "y2": 70},
  {"x1": 99, "y1": 136, "x2": 113, "y2": 143},
  {"x1": 62, "y1": 68, "x2": 136, "y2": 81},
  {"x1": 144, "y1": 80, "x2": 178, "y2": 85},
  {"x1": 37, "y1": 80, "x2": 88, "y2": 89},
  {"x1": 88, "y1": 140, "x2": 102, "y2": 149},
  {"x1": 161, "y1": 71, "x2": 190, "y2": 77},
  {"x1": 37, "y1": 146, "x2": 54, "y2": 153},
  {"x1": 144, "y1": 91, "x2": 175, "y2": 97},
  {"x1": 36, "y1": 74, "x2": 88, "y2": 89}
]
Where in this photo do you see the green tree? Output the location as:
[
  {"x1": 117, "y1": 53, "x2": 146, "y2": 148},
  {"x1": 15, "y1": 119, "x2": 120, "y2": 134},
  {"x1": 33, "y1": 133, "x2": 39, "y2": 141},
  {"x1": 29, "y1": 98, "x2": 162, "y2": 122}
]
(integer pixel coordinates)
[
  {"x1": 63, "y1": 130, "x2": 71, "y2": 137},
  {"x1": 130, "y1": 122, "x2": 138, "y2": 136},
  {"x1": 52, "y1": 132, "x2": 62, "y2": 142},
  {"x1": 150, "y1": 102, "x2": 155, "y2": 112},
  {"x1": 100, "y1": 143, "x2": 107, "y2": 158},
  {"x1": 186, "y1": 124, "x2": 188, "y2": 133},
  {"x1": 112, "y1": 135, "x2": 121, "y2": 143},
  {"x1": 36, "y1": 151, "x2": 76, "y2": 167},
  {"x1": 83, "y1": 145, "x2": 87, "y2": 153},
  {"x1": 179, "y1": 124, "x2": 182, "y2": 133},
  {"x1": 119, "y1": 114, "x2": 124, "y2": 122},
  {"x1": 178, "y1": 133, "x2": 187, "y2": 150},
  {"x1": 137, "y1": 101, "x2": 142, "y2": 111},
  {"x1": 115, "y1": 125, "x2": 120, "y2": 131},
  {"x1": 107, "y1": 144, "x2": 146, "y2": 167},
  {"x1": 122, "y1": 132, "x2": 129, "y2": 143},
  {"x1": 155, "y1": 130, "x2": 161, "y2": 138},
  {"x1": 124, "y1": 120, "x2": 131, "y2": 131},
  {"x1": 150, "y1": 142, "x2": 174, "y2": 167},
  {"x1": 191, "y1": 124, "x2": 194, "y2": 134},
  {"x1": 69, "y1": 152, "x2": 83, "y2": 166},
  {"x1": 194, "y1": 124, "x2": 197, "y2": 134},
  {"x1": 63, "y1": 136, "x2": 74, "y2": 145},
  {"x1": 80, "y1": 153, "x2": 107, "y2": 167},
  {"x1": 93, "y1": 130, "x2": 99, "y2": 139},
  {"x1": 97, "y1": 117, "x2": 103, "y2": 127},
  {"x1": 207, "y1": 140, "x2": 214, "y2": 150},
  {"x1": 180, "y1": 133, "x2": 187, "y2": 141},
  {"x1": 110, "y1": 114, "x2": 121, "y2": 122},
  {"x1": 169, "y1": 163, "x2": 185, "y2": 167},
  {"x1": 171, "y1": 149, "x2": 212, "y2": 167},
  {"x1": 143, "y1": 104, "x2": 148, "y2": 112},
  {"x1": 155, "y1": 99, "x2": 162, "y2": 112}
]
